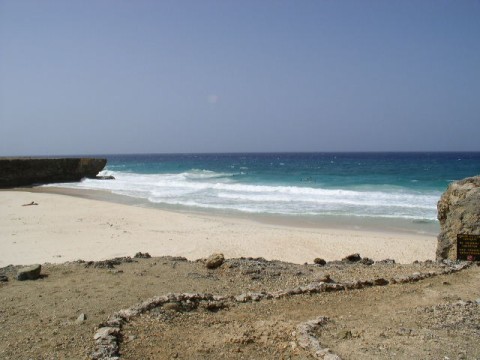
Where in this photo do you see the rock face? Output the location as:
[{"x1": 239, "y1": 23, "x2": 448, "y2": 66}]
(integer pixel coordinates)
[
  {"x1": 437, "y1": 176, "x2": 480, "y2": 260},
  {"x1": 0, "y1": 157, "x2": 107, "y2": 188}
]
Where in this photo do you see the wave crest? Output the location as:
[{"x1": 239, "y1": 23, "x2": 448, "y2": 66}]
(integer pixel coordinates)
[{"x1": 44, "y1": 169, "x2": 440, "y2": 220}]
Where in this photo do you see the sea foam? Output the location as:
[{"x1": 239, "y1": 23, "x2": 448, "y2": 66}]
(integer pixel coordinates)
[{"x1": 46, "y1": 169, "x2": 441, "y2": 221}]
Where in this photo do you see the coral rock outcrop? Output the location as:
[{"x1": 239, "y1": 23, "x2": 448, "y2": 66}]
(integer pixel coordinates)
[
  {"x1": 436, "y1": 176, "x2": 480, "y2": 260},
  {"x1": 0, "y1": 157, "x2": 107, "y2": 188}
]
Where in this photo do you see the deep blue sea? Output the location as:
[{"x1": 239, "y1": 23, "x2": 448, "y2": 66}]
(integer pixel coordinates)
[{"x1": 50, "y1": 152, "x2": 480, "y2": 223}]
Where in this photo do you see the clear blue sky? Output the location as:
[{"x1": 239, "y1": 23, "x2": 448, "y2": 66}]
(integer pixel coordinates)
[{"x1": 1, "y1": 0, "x2": 479, "y2": 155}]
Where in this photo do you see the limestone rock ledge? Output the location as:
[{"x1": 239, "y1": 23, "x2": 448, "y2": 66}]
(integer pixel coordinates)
[
  {"x1": 0, "y1": 157, "x2": 107, "y2": 188},
  {"x1": 437, "y1": 175, "x2": 480, "y2": 260}
]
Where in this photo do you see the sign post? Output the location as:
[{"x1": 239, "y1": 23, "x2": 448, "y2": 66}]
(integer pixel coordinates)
[{"x1": 457, "y1": 234, "x2": 480, "y2": 261}]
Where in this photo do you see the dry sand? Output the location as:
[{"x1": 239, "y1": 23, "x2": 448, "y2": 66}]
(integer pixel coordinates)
[{"x1": 1, "y1": 190, "x2": 436, "y2": 267}]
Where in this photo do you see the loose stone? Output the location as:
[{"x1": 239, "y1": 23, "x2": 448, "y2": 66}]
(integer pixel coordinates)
[
  {"x1": 342, "y1": 253, "x2": 362, "y2": 262},
  {"x1": 205, "y1": 253, "x2": 225, "y2": 269},
  {"x1": 16, "y1": 264, "x2": 41, "y2": 281},
  {"x1": 313, "y1": 258, "x2": 326, "y2": 266},
  {"x1": 75, "y1": 313, "x2": 87, "y2": 323}
]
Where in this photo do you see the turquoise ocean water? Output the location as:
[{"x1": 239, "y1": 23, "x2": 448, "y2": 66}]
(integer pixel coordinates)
[{"x1": 49, "y1": 152, "x2": 480, "y2": 228}]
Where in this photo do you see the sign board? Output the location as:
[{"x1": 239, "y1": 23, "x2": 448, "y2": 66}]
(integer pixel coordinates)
[{"x1": 457, "y1": 234, "x2": 480, "y2": 261}]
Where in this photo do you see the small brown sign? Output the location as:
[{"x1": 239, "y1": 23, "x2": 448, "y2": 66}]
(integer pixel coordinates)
[{"x1": 457, "y1": 234, "x2": 480, "y2": 261}]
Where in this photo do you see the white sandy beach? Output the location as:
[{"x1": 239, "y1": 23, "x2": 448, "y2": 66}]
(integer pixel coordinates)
[{"x1": 0, "y1": 190, "x2": 437, "y2": 267}]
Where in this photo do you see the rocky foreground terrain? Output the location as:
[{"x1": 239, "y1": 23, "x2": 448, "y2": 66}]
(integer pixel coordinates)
[{"x1": 1, "y1": 254, "x2": 479, "y2": 359}]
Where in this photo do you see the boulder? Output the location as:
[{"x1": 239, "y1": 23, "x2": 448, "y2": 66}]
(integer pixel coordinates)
[
  {"x1": 436, "y1": 176, "x2": 480, "y2": 260},
  {"x1": 16, "y1": 264, "x2": 41, "y2": 281},
  {"x1": 205, "y1": 253, "x2": 225, "y2": 269},
  {"x1": 313, "y1": 258, "x2": 326, "y2": 266}
]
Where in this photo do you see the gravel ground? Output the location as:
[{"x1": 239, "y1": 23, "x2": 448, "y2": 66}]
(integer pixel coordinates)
[{"x1": 0, "y1": 255, "x2": 478, "y2": 359}]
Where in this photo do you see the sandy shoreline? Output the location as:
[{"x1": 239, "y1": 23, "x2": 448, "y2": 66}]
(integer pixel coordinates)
[{"x1": 0, "y1": 189, "x2": 437, "y2": 267}]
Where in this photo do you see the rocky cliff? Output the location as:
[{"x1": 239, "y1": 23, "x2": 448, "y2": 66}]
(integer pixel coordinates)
[
  {"x1": 0, "y1": 157, "x2": 107, "y2": 188},
  {"x1": 436, "y1": 175, "x2": 480, "y2": 260}
]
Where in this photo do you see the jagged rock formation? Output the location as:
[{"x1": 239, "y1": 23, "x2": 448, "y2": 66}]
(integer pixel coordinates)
[
  {"x1": 0, "y1": 157, "x2": 107, "y2": 188},
  {"x1": 437, "y1": 175, "x2": 480, "y2": 260}
]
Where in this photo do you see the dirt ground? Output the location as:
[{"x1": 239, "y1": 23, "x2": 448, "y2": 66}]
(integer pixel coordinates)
[{"x1": 0, "y1": 255, "x2": 479, "y2": 359}]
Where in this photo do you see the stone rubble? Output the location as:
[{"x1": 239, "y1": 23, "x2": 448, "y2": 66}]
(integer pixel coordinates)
[
  {"x1": 81, "y1": 257, "x2": 136, "y2": 269},
  {"x1": 90, "y1": 259, "x2": 473, "y2": 359},
  {"x1": 296, "y1": 316, "x2": 341, "y2": 359}
]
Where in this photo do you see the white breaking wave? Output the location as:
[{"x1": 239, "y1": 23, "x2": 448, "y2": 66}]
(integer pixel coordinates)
[{"x1": 44, "y1": 170, "x2": 441, "y2": 220}]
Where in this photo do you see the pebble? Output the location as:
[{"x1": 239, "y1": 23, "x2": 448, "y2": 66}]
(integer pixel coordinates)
[
  {"x1": 75, "y1": 313, "x2": 87, "y2": 324},
  {"x1": 337, "y1": 330, "x2": 353, "y2": 339},
  {"x1": 163, "y1": 302, "x2": 181, "y2": 312},
  {"x1": 374, "y1": 278, "x2": 389, "y2": 286}
]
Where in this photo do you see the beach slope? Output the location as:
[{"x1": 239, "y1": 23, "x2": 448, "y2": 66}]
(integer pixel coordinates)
[{"x1": 0, "y1": 190, "x2": 436, "y2": 266}]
